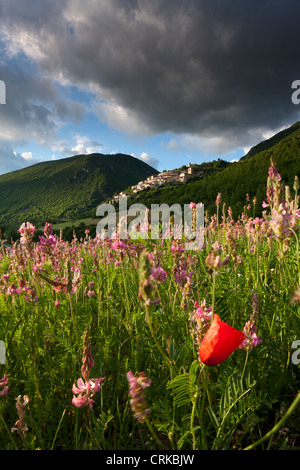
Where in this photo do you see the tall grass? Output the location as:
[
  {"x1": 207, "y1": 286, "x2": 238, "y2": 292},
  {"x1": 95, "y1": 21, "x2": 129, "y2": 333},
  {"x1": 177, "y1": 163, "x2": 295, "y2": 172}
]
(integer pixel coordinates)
[{"x1": 0, "y1": 160, "x2": 299, "y2": 450}]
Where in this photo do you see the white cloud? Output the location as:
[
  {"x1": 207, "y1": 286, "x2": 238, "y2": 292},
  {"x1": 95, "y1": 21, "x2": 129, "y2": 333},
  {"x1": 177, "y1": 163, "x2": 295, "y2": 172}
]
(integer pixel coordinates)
[
  {"x1": 0, "y1": 143, "x2": 41, "y2": 175},
  {"x1": 93, "y1": 100, "x2": 152, "y2": 137},
  {"x1": 166, "y1": 123, "x2": 293, "y2": 158},
  {"x1": 132, "y1": 152, "x2": 159, "y2": 169},
  {"x1": 21, "y1": 151, "x2": 33, "y2": 160},
  {"x1": 166, "y1": 134, "x2": 241, "y2": 156},
  {"x1": 51, "y1": 135, "x2": 103, "y2": 157}
]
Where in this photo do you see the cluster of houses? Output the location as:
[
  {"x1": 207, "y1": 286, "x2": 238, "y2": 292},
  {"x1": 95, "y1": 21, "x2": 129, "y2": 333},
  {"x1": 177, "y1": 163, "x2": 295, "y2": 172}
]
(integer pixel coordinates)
[{"x1": 110, "y1": 163, "x2": 203, "y2": 204}]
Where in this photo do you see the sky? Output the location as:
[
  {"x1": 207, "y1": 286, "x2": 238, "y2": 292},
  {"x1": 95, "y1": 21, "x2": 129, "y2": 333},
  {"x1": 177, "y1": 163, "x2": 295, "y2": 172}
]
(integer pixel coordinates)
[{"x1": 0, "y1": 0, "x2": 300, "y2": 176}]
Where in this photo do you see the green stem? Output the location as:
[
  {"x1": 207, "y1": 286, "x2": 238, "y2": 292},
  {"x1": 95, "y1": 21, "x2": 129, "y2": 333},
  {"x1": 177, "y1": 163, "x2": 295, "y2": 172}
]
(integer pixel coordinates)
[
  {"x1": 211, "y1": 269, "x2": 217, "y2": 322},
  {"x1": 197, "y1": 365, "x2": 208, "y2": 450},
  {"x1": 244, "y1": 391, "x2": 300, "y2": 450},
  {"x1": 290, "y1": 228, "x2": 300, "y2": 285},
  {"x1": 241, "y1": 349, "x2": 249, "y2": 382},
  {"x1": 145, "y1": 303, "x2": 177, "y2": 376},
  {"x1": 69, "y1": 293, "x2": 79, "y2": 342},
  {"x1": 146, "y1": 419, "x2": 168, "y2": 450},
  {"x1": 190, "y1": 392, "x2": 197, "y2": 450},
  {"x1": 120, "y1": 256, "x2": 131, "y2": 317},
  {"x1": 203, "y1": 365, "x2": 212, "y2": 408},
  {"x1": 0, "y1": 409, "x2": 18, "y2": 450},
  {"x1": 50, "y1": 408, "x2": 66, "y2": 450}
]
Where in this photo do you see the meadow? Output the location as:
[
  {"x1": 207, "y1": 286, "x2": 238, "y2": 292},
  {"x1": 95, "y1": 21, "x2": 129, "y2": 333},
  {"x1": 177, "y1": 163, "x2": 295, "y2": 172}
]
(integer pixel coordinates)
[{"x1": 0, "y1": 159, "x2": 299, "y2": 450}]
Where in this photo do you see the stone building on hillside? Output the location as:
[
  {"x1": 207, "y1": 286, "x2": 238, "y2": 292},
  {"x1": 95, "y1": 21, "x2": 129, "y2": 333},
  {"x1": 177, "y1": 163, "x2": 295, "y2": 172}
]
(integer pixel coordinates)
[{"x1": 111, "y1": 163, "x2": 202, "y2": 203}]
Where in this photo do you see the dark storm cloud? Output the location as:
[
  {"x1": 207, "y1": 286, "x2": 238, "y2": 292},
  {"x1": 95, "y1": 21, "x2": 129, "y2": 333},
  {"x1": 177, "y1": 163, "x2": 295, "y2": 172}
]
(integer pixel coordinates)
[
  {"x1": 1, "y1": 0, "x2": 300, "y2": 149},
  {"x1": 0, "y1": 56, "x2": 86, "y2": 145}
]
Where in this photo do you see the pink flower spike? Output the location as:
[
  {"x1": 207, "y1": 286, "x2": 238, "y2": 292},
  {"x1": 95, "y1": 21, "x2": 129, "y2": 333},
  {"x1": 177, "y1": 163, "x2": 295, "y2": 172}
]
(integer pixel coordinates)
[
  {"x1": 72, "y1": 376, "x2": 104, "y2": 408},
  {"x1": 72, "y1": 377, "x2": 86, "y2": 395},
  {"x1": 0, "y1": 374, "x2": 9, "y2": 396},
  {"x1": 127, "y1": 371, "x2": 152, "y2": 422},
  {"x1": 72, "y1": 394, "x2": 95, "y2": 409},
  {"x1": 90, "y1": 377, "x2": 105, "y2": 393}
]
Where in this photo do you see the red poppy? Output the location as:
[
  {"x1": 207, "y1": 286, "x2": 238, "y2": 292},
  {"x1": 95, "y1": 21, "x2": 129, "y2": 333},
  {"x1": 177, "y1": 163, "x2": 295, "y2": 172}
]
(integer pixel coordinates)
[{"x1": 199, "y1": 314, "x2": 245, "y2": 366}]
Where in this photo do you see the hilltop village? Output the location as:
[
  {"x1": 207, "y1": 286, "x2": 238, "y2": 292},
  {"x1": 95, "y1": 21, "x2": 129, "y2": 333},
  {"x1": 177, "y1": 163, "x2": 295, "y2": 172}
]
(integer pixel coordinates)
[{"x1": 110, "y1": 163, "x2": 203, "y2": 203}]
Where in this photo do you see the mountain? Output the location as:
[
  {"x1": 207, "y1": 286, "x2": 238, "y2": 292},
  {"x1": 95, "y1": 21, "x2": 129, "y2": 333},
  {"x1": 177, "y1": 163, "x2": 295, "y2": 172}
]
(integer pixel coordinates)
[
  {"x1": 1, "y1": 123, "x2": 300, "y2": 233},
  {"x1": 126, "y1": 123, "x2": 300, "y2": 219},
  {"x1": 241, "y1": 121, "x2": 300, "y2": 160},
  {"x1": 0, "y1": 153, "x2": 158, "y2": 229}
]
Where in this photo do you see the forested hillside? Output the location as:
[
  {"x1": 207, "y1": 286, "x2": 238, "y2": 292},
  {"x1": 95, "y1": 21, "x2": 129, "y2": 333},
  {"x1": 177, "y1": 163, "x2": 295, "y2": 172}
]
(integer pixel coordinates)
[{"x1": 127, "y1": 126, "x2": 300, "y2": 219}]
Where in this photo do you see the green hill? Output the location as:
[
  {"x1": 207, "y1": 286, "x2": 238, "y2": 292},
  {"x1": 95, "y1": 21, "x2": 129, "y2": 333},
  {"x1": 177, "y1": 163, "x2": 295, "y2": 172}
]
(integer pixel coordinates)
[
  {"x1": 1, "y1": 123, "x2": 300, "y2": 235},
  {"x1": 241, "y1": 121, "x2": 300, "y2": 160},
  {"x1": 126, "y1": 124, "x2": 300, "y2": 219},
  {"x1": 0, "y1": 153, "x2": 158, "y2": 229}
]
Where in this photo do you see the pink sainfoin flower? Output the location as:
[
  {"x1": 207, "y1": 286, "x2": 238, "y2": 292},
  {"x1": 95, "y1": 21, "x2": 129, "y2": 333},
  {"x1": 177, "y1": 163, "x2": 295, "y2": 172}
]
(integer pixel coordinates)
[
  {"x1": 239, "y1": 321, "x2": 262, "y2": 351},
  {"x1": 81, "y1": 328, "x2": 95, "y2": 382},
  {"x1": 215, "y1": 192, "x2": 222, "y2": 206},
  {"x1": 111, "y1": 239, "x2": 128, "y2": 252},
  {"x1": 38, "y1": 234, "x2": 57, "y2": 254},
  {"x1": 138, "y1": 251, "x2": 161, "y2": 306},
  {"x1": 38, "y1": 221, "x2": 57, "y2": 254},
  {"x1": 267, "y1": 160, "x2": 299, "y2": 240},
  {"x1": 19, "y1": 279, "x2": 27, "y2": 291},
  {"x1": 175, "y1": 268, "x2": 193, "y2": 287},
  {"x1": 173, "y1": 253, "x2": 193, "y2": 288},
  {"x1": 150, "y1": 266, "x2": 167, "y2": 282},
  {"x1": 72, "y1": 377, "x2": 104, "y2": 408},
  {"x1": 205, "y1": 250, "x2": 230, "y2": 269},
  {"x1": 170, "y1": 239, "x2": 185, "y2": 256},
  {"x1": 25, "y1": 288, "x2": 39, "y2": 303},
  {"x1": 0, "y1": 374, "x2": 9, "y2": 396},
  {"x1": 269, "y1": 201, "x2": 292, "y2": 240},
  {"x1": 6, "y1": 283, "x2": 21, "y2": 296},
  {"x1": 70, "y1": 267, "x2": 82, "y2": 293},
  {"x1": 266, "y1": 158, "x2": 282, "y2": 208},
  {"x1": 290, "y1": 287, "x2": 300, "y2": 304},
  {"x1": 126, "y1": 371, "x2": 152, "y2": 423},
  {"x1": 11, "y1": 395, "x2": 30, "y2": 438},
  {"x1": 264, "y1": 158, "x2": 297, "y2": 240},
  {"x1": 72, "y1": 329, "x2": 104, "y2": 408},
  {"x1": 44, "y1": 222, "x2": 53, "y2": 237},
  {"x1": 189, "y1": 300, "x2": 213, "y2": 351},
  {"x1": 239, "y1": 290, "x2": 262, "y2": 351},
  {"x1": 18, "y1": 222, "x2": 36, "y2": 255},
  {"x1": 84, "y1": 281, "x2": 95, "y2": 298}
]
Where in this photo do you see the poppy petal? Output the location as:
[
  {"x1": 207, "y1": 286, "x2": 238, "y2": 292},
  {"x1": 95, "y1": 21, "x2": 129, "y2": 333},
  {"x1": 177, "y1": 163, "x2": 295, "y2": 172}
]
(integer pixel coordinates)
[{"x1": 199, "y1": 314, "x2": 245, "y2": 366}]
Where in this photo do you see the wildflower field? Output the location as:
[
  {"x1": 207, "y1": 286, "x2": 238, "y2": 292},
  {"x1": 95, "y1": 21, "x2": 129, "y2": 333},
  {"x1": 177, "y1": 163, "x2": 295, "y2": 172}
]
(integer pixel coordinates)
[{"x1": 0, "y1": 159, "x2": 299, "y2": 450}]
